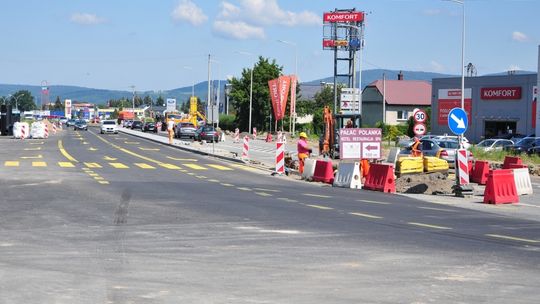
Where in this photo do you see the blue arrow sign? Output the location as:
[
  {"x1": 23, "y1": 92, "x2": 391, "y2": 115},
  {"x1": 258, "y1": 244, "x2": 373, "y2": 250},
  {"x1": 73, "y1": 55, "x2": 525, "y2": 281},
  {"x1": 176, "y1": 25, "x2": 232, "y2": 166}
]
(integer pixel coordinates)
[{"x1": 448, "y1": 107, "x2": 468, "y2": 135}]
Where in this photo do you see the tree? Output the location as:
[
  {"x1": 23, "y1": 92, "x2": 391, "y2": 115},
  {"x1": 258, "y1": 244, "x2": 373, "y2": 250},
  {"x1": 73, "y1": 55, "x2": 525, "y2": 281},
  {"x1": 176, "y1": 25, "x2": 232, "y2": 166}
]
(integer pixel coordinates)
[
  {"x1": 229, "y1": 56, "x2": 282, "y2": 132},
  {"x1": 156, "y1": 95, "x2": 164, "y2": 106},
  {"x1": 296, "y1": 85, "x2": 336, "y2": 135},
  {"x1": 7, "y1": 90, "x2": 36, "y2": 112},
  {"x1": 143, "y1": 95, "x2": 153, "y2": 107},
  {"x1": 52, "y1": 96, "x2": 63, "y2": 111}
]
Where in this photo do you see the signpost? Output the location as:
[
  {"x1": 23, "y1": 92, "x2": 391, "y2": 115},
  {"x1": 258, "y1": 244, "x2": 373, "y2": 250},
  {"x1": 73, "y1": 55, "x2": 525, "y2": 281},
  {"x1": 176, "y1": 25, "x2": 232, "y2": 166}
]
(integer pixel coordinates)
[
  {"x1": 413, "y1": 109, "x2": 427, "y2": 137},
  {"x1": 447, "y1": 107, "x2": 472, "y2": 195},
  {"x1": 339, "y1": 128, "x2": 382, "y2": 160},
  {"x1": 166, "y1": 98, "x2": 176, "y2": 112},
  {"x1": 447, "y1": 107, "x2": 468, "y2": 136}
]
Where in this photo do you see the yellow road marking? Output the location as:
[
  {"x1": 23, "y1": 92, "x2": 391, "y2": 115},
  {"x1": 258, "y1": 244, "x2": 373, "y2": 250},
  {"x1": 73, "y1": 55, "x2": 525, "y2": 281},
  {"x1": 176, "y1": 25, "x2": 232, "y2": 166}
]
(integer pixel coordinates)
[
  {"x1": 254, "y1": 188, "x2": 281, "y2": 193},
  {"x1": 20, "y1": 155, "x2": 43, "y2": 159},
  {"x1": 187, "y1": 172, "x2": 195, "y2": 175},
  {"x1": 109, "y1": 162, "x2": 129, "y2": 169},
  {"x1": 160, "y1": 163, "x2": 182, "y2": 170},
  {"x1": 220, "y1": 183, "x2": 234, "y2": 187},
  {"x1": 82, "y1": 142, "x2": 89, "y2": 145},
  {"x1": 277, "y1": 198, "x2": 298, "y2": 203},
  {"x1": 183, "y1": 163, "x2": 207, "y2": 170},
  {"x1": 207, "y1": 164, "x2": 233, "y2": 171},
  {"x1": 237, "y1": 187, "x2": 252, "y2": 191},
  {"x1": 88, "y1": 147, "x2": 98, "y2": 151},
  {"x1": 29, "y1": 142, "x2": 44, "y2": 145},
  {"x1": 24, "y1": 147, "x2": 42, "y2": 151},
  {"x1": 5, "y1": 161, "x2": 19, "y2": 167},
  {"x1": 103, "y1": 156, "x2": 117, "y2": 161},
  {"x1": 134, "y1": 163, "x2": 156, "y2": 169},
  {"x1": 32, "y1": 161, "x2": 47, "y2": 167},
  {"x1": 196, "y1": 176, "x2": 208, "y2": 179},
  {"x1": 58, "y1": 162, "x2": 75, "y2": 168},
  {"x1": 88, "y1": 173, "x2": 99, "y2": 177},
  {"x1": 255, "y1": 192, "x2": 272, "y2": 197},
  {"x1": 93, "y1": 176, "x2": 104, "y2": 180},
  {"x1": 485, "y1": 234, "x2": 539, "y2": 244},
  {"x1": 82, "y1": 168, "x2": 91, "y2": 171},
  {"x1": 408, "y1": 222, "x2": 452, "y2": 230},
  {"x1": 139, "y1": 147, "x2": 160, "y2": 151},
  {"x1": 98, "y1": 181, "x2": 110, "y2": 185},
  {"x1": 208, "y1": 179, "x2": 220, "y2": 183},
  {"x1": 92, "y1": 132, "x2": 163, "y2": 164},
  {"x1": 303, "y1": 193, "x2": 332, "y2": 198},
  {"x1": 349, "y1": 212, "x2": 383, "y2": 219},
  {"x1": 124, "y1": 141, "x2": 139, "y2": 144},
  {"x1": 58, "y1": 140, "x2": 78, "y2": 162},
  {"x1": 85, "y1": 162, "x2": 102, "y2": 168},
  {"x1": 357, "y1": 199, "x2": 391, "y2": 205},
  {"x1": 306, "y1": 204, "x2": 333, "y2": 210},
  {"x1": 167, "y1": 156, "x2": 198, "y2": 161}
]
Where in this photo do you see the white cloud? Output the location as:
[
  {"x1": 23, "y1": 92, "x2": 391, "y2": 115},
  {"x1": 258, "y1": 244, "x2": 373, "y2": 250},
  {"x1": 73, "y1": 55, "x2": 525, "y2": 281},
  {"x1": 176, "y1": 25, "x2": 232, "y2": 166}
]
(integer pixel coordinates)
[
  {"x1": 218, "y1": 0, "x2": 320, "y2": 27},
  {"x1": 430, "y1": 60, "x2": 445, "y2": 73},
  {"x1": 512, "y1": 31, "x2": 528, "y2": 42},
  {"x1": 213, "y1": 20, "x2": 265, "y2": 40},
  {"x1": 171, "y1": 0, "x2": 208, "y2": 26},
  {"x1": 70, "y1": 13, "x2": 105, "y2": 25},
  {"x1": 508, "y1": 64, "x2": 521, "y2": 71}
]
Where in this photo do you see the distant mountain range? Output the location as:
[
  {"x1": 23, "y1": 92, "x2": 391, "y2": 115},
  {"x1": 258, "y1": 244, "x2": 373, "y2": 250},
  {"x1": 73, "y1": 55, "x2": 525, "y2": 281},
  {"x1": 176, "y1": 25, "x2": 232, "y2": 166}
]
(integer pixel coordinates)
[{"x1": 1, "y1": 69, "x2": 534, "y2": 105}]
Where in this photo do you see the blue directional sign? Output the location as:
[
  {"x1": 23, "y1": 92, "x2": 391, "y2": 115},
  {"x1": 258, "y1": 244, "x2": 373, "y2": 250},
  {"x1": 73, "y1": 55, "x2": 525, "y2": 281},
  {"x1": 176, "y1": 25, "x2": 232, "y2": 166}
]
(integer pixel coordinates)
[{"x1": 447, "y1": 107, "x2": 468, "y2": 135}]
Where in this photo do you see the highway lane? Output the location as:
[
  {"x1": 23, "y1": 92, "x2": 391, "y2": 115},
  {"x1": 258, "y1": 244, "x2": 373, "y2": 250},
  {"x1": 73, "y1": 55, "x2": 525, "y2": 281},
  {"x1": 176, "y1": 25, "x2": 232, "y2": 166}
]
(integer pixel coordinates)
[{"x1": 1, "y1": 129, "x2": 539, "y2": 303}]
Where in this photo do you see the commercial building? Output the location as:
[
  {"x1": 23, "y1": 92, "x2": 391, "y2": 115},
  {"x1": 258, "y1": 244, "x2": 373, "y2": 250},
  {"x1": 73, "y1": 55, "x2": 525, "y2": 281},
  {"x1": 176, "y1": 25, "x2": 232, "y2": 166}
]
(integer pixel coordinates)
[
  {"x1": 430, "y1": 73, "x2": 538, "y2": 143},
  {"x1": 361, "y1": 73, "x2": 432, "y2": 126}
]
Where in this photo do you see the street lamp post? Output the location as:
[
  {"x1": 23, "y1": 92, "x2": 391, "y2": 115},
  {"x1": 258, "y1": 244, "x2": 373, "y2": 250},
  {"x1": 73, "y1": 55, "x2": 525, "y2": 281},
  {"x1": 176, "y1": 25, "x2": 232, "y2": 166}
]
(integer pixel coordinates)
[
  {"x1": 129, "y1": 85, "x2": 136, "y2": 116},
  {"x1": 237, "y1": 51, "x2": 255, "y2": 134},
  {"x1": 277, "y1": 39, "x2": 298, "y2": 135}
]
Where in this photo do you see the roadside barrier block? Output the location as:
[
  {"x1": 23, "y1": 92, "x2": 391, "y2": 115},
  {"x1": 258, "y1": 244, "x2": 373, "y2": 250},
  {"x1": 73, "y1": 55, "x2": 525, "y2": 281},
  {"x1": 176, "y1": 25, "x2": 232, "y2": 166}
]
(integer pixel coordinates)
[
  {"x1": 502, "y1": 156, "x2": 522, "y2": 169},
  {"x1": 507, "y1": 163, "x2": 528, "y2": 169},
  {"x1": 483, "y1": 169, "x2": 519, "y2": 204},
  {"x1": 471, "y1": 160, "x2": 490, "y2": 185},
  {"x1": 301, "y1": 158, "x2": 317, "y2": 181},
  {"x1": 333, "y1": 162, "x2": 361, "y2": 189},
  {"x1": 363, "y1": 163, "x2": 395, "y2": 193},
  {"x1": 312, "y1": 160, "x2": 335, "y2": 184},
  {"x1": 513, "y1": 168, "x2": 533, "y2": 196}
]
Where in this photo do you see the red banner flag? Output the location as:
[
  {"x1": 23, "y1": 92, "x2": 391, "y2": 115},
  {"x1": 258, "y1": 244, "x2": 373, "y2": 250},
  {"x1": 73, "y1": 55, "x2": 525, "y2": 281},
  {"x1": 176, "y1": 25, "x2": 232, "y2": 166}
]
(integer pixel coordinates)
[
  {"x1": 278, "y1": 76, "x2": 291, "y2": 119},
  {"x1": 268, "y1": 79, "x2": 282, "y2": 120},
  {"x1": 289, "y1": 75, "x2": 297, "y2": 117}
]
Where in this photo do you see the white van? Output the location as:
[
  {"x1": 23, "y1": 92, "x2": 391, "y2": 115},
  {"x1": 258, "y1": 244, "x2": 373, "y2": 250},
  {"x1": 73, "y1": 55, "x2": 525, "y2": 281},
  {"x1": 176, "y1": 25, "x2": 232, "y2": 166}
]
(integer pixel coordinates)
[{"x1": 100, "y1": 120, "x2": 118, "y2": 134}]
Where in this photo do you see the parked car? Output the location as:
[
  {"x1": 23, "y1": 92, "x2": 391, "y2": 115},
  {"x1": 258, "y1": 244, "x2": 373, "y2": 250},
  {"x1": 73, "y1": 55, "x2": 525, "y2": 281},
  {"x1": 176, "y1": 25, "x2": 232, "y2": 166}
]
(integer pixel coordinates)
[
  {"x1": 123, "y1": 120, "x2": 133, "y2": 128},
  {"x1": 131, "y1": 121, "x2": 143, "y2": 130},
  {"x1": 400, "y1": 139, "x2": 473, "y2": 168},
  {"x1": 194, "y1": 125, "x2": 220, "y2": 142},
  {"x1": 504, "y1": 137, "x2": 539, "y2": 154},
  {"x1": 59, "y1": 117, "x2": 68, "y2": 125},
  {"x1": 475, "y1": 139, "x2": 514, "y2": 152},
  {"x1": 142, "y1": 121, "x2": 157, "y2": 133},
  {"x1": 100, "y1": 120, "x2": 118, "y2": 134},
  {"x1": 526, "y1": 138, "x2": 540, "y2": 156},
  {"x1": 175, "y1": 122, "x2": 197, "y2": 139},
  {"x1": 433, "y1": 135, "x2": 471, "y2": 149},
  {"x1": 73, "y1": 120, "x2": 88, "y2": 131}
]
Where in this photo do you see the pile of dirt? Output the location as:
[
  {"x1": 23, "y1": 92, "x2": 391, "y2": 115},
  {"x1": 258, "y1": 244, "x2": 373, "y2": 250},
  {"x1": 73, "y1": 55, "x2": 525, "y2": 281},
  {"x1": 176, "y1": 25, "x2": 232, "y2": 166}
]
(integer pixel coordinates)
[{"x1": 395, "y1": 172, "x2": 455, "y2": 195}]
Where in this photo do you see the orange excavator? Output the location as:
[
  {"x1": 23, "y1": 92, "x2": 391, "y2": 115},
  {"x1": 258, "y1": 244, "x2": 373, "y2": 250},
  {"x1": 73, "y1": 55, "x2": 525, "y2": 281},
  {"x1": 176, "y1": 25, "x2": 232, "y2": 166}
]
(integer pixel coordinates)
[{"x1": 320, "y1": 105, "x2": 362, "y2": 159}]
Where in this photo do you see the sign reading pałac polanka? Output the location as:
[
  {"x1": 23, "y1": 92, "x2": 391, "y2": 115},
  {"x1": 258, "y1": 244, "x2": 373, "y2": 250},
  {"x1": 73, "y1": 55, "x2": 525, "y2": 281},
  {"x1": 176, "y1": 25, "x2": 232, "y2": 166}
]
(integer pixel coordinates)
[{"x1": 339, "y1": 128, "x2": 382, "y2": 160}]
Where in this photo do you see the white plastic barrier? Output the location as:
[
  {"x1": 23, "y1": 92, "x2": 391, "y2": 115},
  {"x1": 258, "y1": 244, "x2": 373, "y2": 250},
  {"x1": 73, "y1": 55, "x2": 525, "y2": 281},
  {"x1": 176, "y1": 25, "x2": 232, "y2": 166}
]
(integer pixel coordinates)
[
  {"x1": 13, "y1": 122, "x2": 29, "y2": 139},
  {"x1": 333, "y1": 162, "x2": 362, "y2": 189},
  {"x1": 301, "y1": 158, "x2": 317, "y2": 181},
  {"x1": 30, "y1": 122, "x2": 46, "y2": 139},
  {"x1": 513, "y1": 168, "x2": 533, "y2": 195}
]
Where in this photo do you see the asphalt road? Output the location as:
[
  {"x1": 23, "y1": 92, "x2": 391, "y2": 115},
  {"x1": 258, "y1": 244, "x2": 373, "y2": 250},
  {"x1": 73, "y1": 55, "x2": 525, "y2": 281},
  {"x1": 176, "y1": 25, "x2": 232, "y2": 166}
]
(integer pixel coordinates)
[{"x1": 1, "y1": 127, "x2": 539, "y2": 303}]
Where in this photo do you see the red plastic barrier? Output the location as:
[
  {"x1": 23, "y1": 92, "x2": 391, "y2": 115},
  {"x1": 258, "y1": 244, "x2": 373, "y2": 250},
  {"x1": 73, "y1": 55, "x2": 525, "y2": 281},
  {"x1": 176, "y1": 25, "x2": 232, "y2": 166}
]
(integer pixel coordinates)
[
  {"x1": 502, "y1": 156, "x2": 522, "y2": 169},
  {"x1": 483, "y1": 169, "x2": 519, "y2": 204},
  {"x1": 471, "y1": 161, "x2": 490, "y2": 185},
  {"x1": 312, "y1": 160, "x2": 334, "y2": 184},
  {"x1": 363, "y1": 163, "x2": 395, "y2": 193},
  {"x1": 468, "y1": 160, "x2": 473, "y2": 175},
  {"x1": 506, "y1": 163, "x2": 528, "y2": 169}
]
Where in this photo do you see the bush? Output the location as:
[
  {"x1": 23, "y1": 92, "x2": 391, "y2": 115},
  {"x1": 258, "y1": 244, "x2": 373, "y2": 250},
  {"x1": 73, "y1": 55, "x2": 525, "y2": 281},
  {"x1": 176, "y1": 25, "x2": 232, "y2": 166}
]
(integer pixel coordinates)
[{"x1": 219, "y1": 114, "x2": 236, "y2": 131}]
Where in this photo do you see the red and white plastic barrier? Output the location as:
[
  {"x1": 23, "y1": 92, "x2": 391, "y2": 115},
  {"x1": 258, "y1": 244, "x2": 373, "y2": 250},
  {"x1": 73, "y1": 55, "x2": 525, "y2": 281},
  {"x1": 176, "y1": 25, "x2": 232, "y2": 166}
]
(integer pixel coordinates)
[
  {"x1": 52, "y1": 123, "x2": 57, "y2": 134},
  {"x1": 252, "y1": 127, "x2": 257, "y2": 139},
  {"x1": 234, "y1": 128, "x2": 240, "y2": 143},
  {"x1": 275, "y1": 141, "x2": 285, "y2": 174},
  {"x1": 242, "y1": 136, "x2": 249, "y2": 159},
  {"x1": 456, "y1": 149, "x2": 469, "y2": 185},
  {"x1": 44, "y1": 124, "x2": 49, "y2": 138}
]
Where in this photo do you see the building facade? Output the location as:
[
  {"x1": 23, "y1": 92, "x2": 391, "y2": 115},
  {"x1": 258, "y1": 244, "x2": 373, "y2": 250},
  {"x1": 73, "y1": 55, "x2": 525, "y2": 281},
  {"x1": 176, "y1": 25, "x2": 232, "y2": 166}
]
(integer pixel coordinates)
[{"x1": 430, "y1": 74, "x2": 538, "y2": 143}]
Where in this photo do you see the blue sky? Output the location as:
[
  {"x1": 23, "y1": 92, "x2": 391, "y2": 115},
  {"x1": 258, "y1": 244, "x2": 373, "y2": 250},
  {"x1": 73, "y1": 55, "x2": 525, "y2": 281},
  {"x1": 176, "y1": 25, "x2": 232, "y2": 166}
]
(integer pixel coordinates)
[{"x1": 1, "y1": 0, "x2": 538, "y2": 91}]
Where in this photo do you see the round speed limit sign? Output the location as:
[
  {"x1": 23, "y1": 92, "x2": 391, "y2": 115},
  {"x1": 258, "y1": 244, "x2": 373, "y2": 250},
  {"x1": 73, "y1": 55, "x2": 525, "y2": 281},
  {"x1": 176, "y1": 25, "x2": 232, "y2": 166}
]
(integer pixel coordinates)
[{"x1": 413, "y1": 109, "x2": 427, "y2": 123}]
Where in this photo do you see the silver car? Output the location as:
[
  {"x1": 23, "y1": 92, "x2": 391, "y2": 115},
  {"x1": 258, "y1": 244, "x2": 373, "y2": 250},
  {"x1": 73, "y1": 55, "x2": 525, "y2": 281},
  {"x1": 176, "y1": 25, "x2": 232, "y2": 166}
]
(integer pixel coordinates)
[{"x1": 475, "y1": 139, "x2": 514, "y2": 152}]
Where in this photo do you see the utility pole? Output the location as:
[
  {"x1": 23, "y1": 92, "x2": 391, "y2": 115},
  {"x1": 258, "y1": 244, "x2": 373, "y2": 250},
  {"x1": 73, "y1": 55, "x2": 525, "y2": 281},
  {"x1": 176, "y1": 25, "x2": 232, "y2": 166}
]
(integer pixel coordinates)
[
  {"x1": 207, "y1": 54, "x2": 212, "y2": 126},
  {"x1": 382, "y1": 73, "x2": 386, "y2": 124}
]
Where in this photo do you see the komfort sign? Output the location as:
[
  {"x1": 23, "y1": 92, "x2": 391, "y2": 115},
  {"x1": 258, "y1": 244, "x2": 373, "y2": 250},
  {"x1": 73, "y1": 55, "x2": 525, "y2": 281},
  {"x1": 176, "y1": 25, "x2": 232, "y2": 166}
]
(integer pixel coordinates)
[
  {"x1": 481, "y1": 87, "x2": 522, "y2": 100},
  {"x1": 323, "y1": 12, "x2": 364, "y2": 23}
]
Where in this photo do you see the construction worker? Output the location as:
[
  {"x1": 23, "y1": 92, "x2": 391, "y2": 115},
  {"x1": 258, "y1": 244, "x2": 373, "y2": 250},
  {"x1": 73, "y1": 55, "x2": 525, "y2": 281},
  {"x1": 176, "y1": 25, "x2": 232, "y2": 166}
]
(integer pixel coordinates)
[
  {"x1": 297, "y1": 132, "x2": 312, "y2": 174},
  {"x1": 167, "y1": 119, "x2": 175, "y2": 144},
  {"x1": 411, "y1": 137, "x2": 422, "y2": 157}
]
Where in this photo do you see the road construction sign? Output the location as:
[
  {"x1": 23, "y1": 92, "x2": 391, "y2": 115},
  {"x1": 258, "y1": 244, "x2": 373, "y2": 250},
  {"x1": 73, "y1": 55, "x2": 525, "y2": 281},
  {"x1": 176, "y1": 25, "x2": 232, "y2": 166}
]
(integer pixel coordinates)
[{"x1": 339, "y1": 128, "x2": 382, "y2": 160}]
